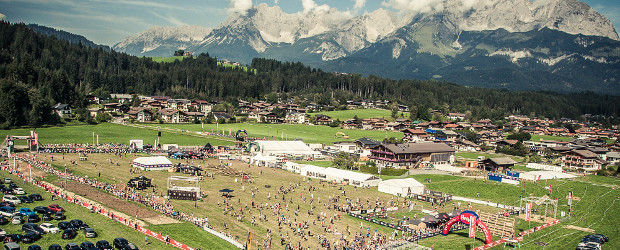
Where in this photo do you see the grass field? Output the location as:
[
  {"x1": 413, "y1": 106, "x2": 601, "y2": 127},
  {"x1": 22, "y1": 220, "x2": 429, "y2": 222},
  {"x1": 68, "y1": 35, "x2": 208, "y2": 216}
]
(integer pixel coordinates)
[
  {"x1": 313, "y1": 109, "x2": 409, "y2": 121},
  {"x1": 157, "y1": 122, "x2": 403, "y2": 145},
  {"x1": 0, "y1": 123, "x2": 232, "y2": 146},
  {"x1": 455, "y1": 152, "x2": 524, "y2": 162},
  {"x1": 530, "y1": 135, "x2": 574, "y2": 142}
]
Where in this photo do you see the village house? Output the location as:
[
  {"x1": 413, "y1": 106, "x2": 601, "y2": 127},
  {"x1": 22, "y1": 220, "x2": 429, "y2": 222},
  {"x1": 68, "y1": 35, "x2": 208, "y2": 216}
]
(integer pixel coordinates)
[
  {"x1": 157, "y1": 109, "x2": 188, "y2": 123},
  {"x1": 314, "y1": 114, "x2": 333, "y2": 125},
  {"x1": 561, "y1": 149, "x2": 603, "y2": 171},
  {"x1": 402, "y1": 128, "x2": 428, "y2": 142},
  {"x1": 447, "y1": 112, "x2": 466, "y2": 121},
  {"x1": 52, "y1": 103, "x2": 72, "y2": 118},
  {"x1": 88, "y1": 107, "x2": 105, "y2": 118},
  {"x1": 480, "y1": 157, "x2": 517, "y2": 172},
  {"x1": 127, "y1": 107, "x2": 153, "y2": 122},
  {"x1": 370, "y1": 142, "x2": 455, "y2": 170},
  {"x1": 110, "y1": 94, "x2": 133, "y2": 104},
  {"x1": 258, "y1": 111, "x2": 279, "y2": 123},
  {"x1": 102, "y1": 103, "x2": 129, "y2": 114},
  {"x1": 284, "y1": 112, "x2": 306, "y2": 124},
  {"x1": 191, "y1": 100, "x2": 214, "y2": 114}
]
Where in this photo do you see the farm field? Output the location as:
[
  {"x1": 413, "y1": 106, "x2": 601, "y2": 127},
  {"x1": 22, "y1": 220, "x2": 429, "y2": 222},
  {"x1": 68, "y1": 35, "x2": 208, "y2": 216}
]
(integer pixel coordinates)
[
  {"x1": 313, "y1": 109, "x2": 409, "y2": 121},
  {"x1": 0, "y1": 123, "x2": 232, "y2": 146},
  {"x1": 529, "y1": 134, "x2": 574, "y2": 142}
]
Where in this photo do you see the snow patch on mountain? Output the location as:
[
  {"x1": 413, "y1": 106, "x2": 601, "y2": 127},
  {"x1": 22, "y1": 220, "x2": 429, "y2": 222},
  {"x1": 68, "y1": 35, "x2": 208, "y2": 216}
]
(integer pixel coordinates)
[{"x1": 490, "y1": 49, "x2": 532, "y2": 63}]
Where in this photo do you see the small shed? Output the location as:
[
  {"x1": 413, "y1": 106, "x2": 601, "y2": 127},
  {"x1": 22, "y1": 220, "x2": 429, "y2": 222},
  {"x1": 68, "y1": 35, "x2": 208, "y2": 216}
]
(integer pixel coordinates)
[{"x1": 482, "y1": 157, "x2": 517, "y2": 172}]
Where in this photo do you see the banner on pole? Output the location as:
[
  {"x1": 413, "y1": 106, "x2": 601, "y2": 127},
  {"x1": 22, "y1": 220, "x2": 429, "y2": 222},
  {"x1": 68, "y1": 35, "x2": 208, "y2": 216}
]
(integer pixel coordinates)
[
  {"x1": 525, "y1": 203, "x2": 532, "y2": 222},
  {"x1": 469, "y1": 217, "x2": 476, "y2": 238}
]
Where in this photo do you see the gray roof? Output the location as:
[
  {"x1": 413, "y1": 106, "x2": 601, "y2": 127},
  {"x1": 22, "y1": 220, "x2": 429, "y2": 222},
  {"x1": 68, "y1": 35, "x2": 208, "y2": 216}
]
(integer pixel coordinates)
[{"x1": 489, "y1": 157, "x2": 518, "y2": 165}]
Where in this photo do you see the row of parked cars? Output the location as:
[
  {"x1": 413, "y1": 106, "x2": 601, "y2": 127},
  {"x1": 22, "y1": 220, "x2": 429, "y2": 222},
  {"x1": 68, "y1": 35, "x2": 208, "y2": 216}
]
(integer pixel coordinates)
[
  {"x1": 3, "y1": 237, "x2": 138, "y2": 250},
  {"x1": 576, "y1": 234, "x2": 609, "y2": 250}
]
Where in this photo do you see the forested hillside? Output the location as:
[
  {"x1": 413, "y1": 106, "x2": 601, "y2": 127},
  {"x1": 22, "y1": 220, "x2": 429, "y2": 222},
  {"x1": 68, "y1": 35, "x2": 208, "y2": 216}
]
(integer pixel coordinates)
[{"x1": 0, "y1": 21, "x2": 619, "y2": 128}]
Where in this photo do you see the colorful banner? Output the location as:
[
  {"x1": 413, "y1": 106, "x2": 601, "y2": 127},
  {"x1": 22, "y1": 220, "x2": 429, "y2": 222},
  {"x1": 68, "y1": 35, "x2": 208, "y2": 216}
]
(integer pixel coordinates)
[{"x1": 525, "y1": 203, "x2": 532, "y2": 222}]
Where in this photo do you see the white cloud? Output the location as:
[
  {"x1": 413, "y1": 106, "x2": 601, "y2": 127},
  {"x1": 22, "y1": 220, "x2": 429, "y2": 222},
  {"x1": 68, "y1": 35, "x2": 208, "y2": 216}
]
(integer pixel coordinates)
[
  {"x1": 381, "y1": 0, "x2": 445, "y2": 14},
  {"x1": 353, "y1": 0, "x2": 366, "y2": 10},
  {"x1": 228, "y1": 0, "x2": 253, "y2": 15},
  {"x1": 302, "y1": 0, "x2": 330, "y2": 14},
  {"x1": 0, "y1": 13, "x2": 5, "y2": 20}
]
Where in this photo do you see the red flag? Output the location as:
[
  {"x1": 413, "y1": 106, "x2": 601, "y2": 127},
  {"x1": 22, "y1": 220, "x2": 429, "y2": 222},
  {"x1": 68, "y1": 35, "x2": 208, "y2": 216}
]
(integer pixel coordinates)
[
  {"x1": 549, "y1": 185, "x2": 552, "y2": 195},
  {"x1": 537, "y1": 175, "x2": 541, "y2": 184},
  {"x1": 524, "y1": 181, "x2": 527, "y2": 192}
]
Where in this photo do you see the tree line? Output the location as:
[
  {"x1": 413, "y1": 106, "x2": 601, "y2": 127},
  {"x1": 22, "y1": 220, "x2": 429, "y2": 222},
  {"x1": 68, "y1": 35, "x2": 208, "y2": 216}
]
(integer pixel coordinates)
[{"x1": 0, "y1": 21, "x2": 619, "y2": 128}]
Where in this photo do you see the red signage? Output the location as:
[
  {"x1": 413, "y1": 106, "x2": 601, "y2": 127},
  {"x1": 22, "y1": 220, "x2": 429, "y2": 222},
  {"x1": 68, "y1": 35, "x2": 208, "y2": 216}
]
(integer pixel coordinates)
[
  {"x1": 469, "y1": 217, "x2": 476, "y2": 238},
  {"x1": 525, "y1": 203, "x2": 532, "y2": 222}
]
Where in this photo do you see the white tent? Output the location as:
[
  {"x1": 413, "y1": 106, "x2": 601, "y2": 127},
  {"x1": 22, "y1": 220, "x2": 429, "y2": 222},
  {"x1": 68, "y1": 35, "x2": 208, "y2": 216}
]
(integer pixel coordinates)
[
  {"x1": 378, "y1": 178, "x2": 425, "y2": 196},
  {"x1": 253, "y1": 141, "x2": 320, "y2": 158},
  {"x1": 322, "y1": 168, "x2": 381, "y2": 187},
  {"x1": 132, "y1": 156, "x2": 172, "y2": 170},
  {"x1": 284, "y1": 162, "x2": 303, "y2": 174},
  {"x1": 521, "y1": 171, "x2": 576, "y2": 181},
  {"x1": 300, "y1": 165, "x2": 327, "y2": 179}
]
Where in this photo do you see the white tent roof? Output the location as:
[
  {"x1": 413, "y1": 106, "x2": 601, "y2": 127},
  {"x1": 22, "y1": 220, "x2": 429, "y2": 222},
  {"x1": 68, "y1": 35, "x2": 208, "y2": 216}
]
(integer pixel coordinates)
[
  {"x1": 132, "y1": 156, "x2": 172, "y2": 166},
  {"x1": 521, "y1": 171, "x2": 576, "y2": 181},
  {"x1": 300, "y1": 165, "x2": 327, "y2": 173},
  {"x1": 322, "y1": 168, "x2": 380, "y2": 182},
  {"x1": 256, "y1": 141, "x2": 318, "y2": 156},
  {"x1": 379, "y1": 178, "x2": 425, "y2": 188}
]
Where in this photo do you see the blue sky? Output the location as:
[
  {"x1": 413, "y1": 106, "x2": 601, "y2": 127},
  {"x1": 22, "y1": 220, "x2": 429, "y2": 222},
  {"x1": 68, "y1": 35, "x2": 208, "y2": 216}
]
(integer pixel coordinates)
[{"x1": 1, "y1": 0, "x2": 619, "y2": 46}]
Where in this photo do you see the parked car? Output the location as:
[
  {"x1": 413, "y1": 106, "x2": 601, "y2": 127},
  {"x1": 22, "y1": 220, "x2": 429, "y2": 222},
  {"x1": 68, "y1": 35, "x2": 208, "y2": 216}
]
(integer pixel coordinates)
[
  {"x1": 112, "y1": 238, "x2": 129, "y2": 249},
  {"x1": 28, "y1": 194, "x2": 43, "y2": 201},
  {"x1": 58, "y1": 221, "x2": 75, "y2": 230},
  {"x1": 576, "y1": 242, "x2": 601, "y2": 250},
  {"x1": 2, "y1": 195, "x2": 21, "y2": 205},
  {"x1": 96, "y1": 240, "x2": 113, "y2": 250},
  {"x1": 0, "y1": 201, "x2": 15, "y2": 207},
  {"x1": 0, "y1": 228, "x2": 6, "y2": 236},
  {"x1": 48, "y1": 204, "x2": 65, "y2": 213},
  {"x1": 3, "y1": 178, "x2": 11, "y2": 184},
  {"x1": 7, "y1": 184, "x2": 18, "y2": 190},
  {"x1": 42, "y1": 213, "x2": 52, "y2": 221},
  {"x1": 3, "y1": 233, "x2": 22, "y2": 243},
  {"x1": 21, "y1": 231, "x2": 41, "y2": 243},
  {"x1": 0, "y1": 216, "x2": 8, "y2": 225},
  {"x1": 80, "y1": 241, "x2": 98, "y2": 250},
  {"x1": 11, "y1": 215, "x2": 23, "y2": 224},
  {"x1": 590, "y1": 234, "x2": 609, "y2": 243},
  {"x1": 122, "y1": 243, "x2": 138, "y2": 250},
  {"x1": 34, "y1": 206, "x2": 53, "y2": 215},
  {"x1": 54, "y1": 212, "x2": 66, "y2": 220},
  {"x1": 48, "y1": 244, "x2": 62, "y2": 250},
  {"x1": 70, "y1": 219, "x2": 88, "y2": 229},
  {"x1": 3, "y1": 242, "x2": 20, "y2": 250},
  {"x1": 13, "y1": 188, "x2": 25, "y2": 195},
  {"x1": 64, "y1": 243, "x2": 80, "y2": 250},
  {"x1": 82, "y1": 228, "x2": 97, "y2": 238},
  {"x1": 61, "y1": 229, "x2": 77, "y2": 239},
  {"x1": 27, "y1": 214, "x2": 40, "y2": 223},
  {"x1": 22, "y1": 223, "x2": 45, "y2": 234},
  {"x1": 0, "y1": 186, "x2": 12, "y2": 195},
  {"x1": 28, "y1": 245, "x2": 43, "y2": 250},
  {"x1": 40, "y1": 223, "x2": 60, "y2": 234},
  {"x1": 19, "y1": 208, "x2": 35, "y2": 217},
  {"x1": 0, "y1": 207, "x2": 16, "y2": 217},
  {"x1": 17, "y1": 196, "x2": 32, "y2": 204},
  {"x1": 581, "y1": 235, "x2": 605, "y2": 245}
]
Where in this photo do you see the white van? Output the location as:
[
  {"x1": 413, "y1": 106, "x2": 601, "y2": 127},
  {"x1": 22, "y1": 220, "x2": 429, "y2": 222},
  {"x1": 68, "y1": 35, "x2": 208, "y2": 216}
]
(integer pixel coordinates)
[
  {"x1": 13, "y1": 188, "x2": 25, "y2": 195},
  {"x1": 2, "y1": 195, "x2": 21, "y2": 205}
]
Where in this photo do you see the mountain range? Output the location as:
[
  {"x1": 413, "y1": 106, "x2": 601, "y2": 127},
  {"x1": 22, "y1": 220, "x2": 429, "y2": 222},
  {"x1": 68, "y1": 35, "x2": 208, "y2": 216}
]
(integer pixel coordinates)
[{"x1": 112, "y1": 0, "x2": 620, "y2": 94}]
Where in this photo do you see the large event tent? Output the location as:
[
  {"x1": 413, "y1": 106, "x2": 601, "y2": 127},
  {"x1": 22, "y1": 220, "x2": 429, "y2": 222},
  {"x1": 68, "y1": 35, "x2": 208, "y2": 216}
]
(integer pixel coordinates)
[
  {"x1": 299, "y1": 166, "x2": 381, "y2": 187},
  {"x1": 378, "y1": 178, "x2": 425, "y2": 196},
  {"x1": 252, "y1": 141, "x2": 320, "y2": 158},
  {"x1": 132, "y1": 156, "x2": 172, "y2": 170}
]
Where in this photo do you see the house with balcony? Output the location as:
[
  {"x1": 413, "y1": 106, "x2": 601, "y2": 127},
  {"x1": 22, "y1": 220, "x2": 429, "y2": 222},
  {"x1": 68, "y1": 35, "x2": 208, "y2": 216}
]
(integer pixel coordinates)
[
  {"x1": 127, "y1": 107, "x2": 153, "y2": 122},
  {"x1": 157, "y1": 109, "x2": 188, "y2": 123},
  {"x1": 561, "y1": 149, "x2": 603, "y2": 171},
  {"x1": 370, "y1": 142, "x2": 455, "y2": 170}
]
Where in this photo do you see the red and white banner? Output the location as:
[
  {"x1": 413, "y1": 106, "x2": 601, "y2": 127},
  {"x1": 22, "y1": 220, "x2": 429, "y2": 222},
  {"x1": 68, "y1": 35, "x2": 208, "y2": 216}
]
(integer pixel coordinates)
[
  {"x1": 549, "y1": 185, "x2": 552, "y2": 195},
  {"x1": 469, "y1": 217, "x2": 476, "y2": 238},
  {"x1": 525, "y1": 203, "x2": 532, "y2": 222}
]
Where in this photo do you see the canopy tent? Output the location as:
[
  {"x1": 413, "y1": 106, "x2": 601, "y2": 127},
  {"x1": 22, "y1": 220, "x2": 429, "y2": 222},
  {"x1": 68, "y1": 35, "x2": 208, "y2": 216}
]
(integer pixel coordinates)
[
  {"x1": 406, "y1": 219, "x2": 427, "y2": 230},
  {"x1": 300, "y1": 165, "x2": 328, "y2": 180},
  {"x1": 521, "y1": 171, "x2": 576, "y2": 181},
  {"x1": 420, "y1": 215, "x2": 438, "y2": 225},
  {"x1": 322, "y1": 167, "x2": 381, "y2": 187},
  {"x1": 378, "y1": 178, "x2": 425, "y2": 197},
  {"x1": 251, "y1": 140, "x2": 320, "y2": 158},
  {"x1": 250, "y1": 153, "x2": 278, "y2": 166},
  {"x1": 448, "y1": 209, "x2": 462, "y2": 218},
  {"x1": 132, "y1": 156, "x2": 172, "y2": 170}
]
